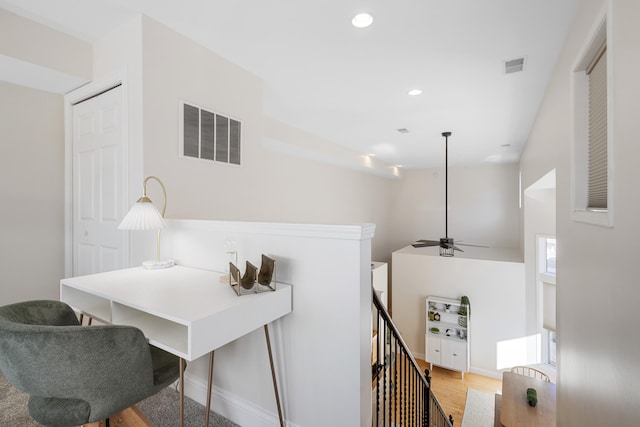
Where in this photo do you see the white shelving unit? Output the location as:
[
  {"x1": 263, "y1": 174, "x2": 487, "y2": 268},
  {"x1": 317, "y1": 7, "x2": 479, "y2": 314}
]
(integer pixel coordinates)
[{"x1": 425, "y1": 295, "x2": 470, "y2": 378}]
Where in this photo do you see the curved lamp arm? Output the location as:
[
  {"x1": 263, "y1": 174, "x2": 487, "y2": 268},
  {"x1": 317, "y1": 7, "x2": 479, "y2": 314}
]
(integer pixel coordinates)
[{"x1": 142, "y1": 175, "x2": 167, "y2": 218}]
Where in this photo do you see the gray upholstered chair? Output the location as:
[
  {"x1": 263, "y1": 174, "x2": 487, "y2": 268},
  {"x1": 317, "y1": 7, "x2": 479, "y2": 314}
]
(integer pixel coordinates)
[{"x1": 0, "y1": 300, "x2": 183, "y2": 427}]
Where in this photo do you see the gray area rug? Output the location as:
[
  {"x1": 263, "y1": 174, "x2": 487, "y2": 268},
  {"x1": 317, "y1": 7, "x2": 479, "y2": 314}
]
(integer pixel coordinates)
[{"x1": 0, "y1": 371, "x2": 239, "y2": 427}]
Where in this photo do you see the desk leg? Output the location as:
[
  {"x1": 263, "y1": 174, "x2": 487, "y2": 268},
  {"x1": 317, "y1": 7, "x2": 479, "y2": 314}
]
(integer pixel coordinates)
[
  {"x1": 205, "y1": 351, "x2": 214, "y2": 427},
  {"x1": 264, "y1": 324, "x2": 284, "y2": 427},
  {"x1": 179, "y1": 358, "x2": 185, "y2": 427}
]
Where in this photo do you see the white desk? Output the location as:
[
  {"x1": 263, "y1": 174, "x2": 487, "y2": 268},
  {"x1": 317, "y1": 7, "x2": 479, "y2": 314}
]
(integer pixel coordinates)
[{"x1": 60, "y1": 265, "x2": 292, "y2": 426}]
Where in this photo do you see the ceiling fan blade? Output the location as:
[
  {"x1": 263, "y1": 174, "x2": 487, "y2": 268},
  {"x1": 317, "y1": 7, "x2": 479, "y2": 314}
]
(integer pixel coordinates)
[
  {"x1": 457, "y1": 243, "x2": 489, "y2": 248},
  {"x1": 412, "y1": 239, "x2": 440, "y2": 248}
]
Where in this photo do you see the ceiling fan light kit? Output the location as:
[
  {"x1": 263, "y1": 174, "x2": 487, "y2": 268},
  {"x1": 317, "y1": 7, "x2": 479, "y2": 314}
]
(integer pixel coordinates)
[{"x1": 412, "y1": 131, "x2": 464, "y2": 257}]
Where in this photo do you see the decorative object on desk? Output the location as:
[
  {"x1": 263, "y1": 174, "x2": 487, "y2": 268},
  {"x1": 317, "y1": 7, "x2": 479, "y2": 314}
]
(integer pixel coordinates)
[
  {"x1": 527, "y1": 387, "x2": 538, "y2": 407},
  {"x1": 229, "y1": 261, "x2": 256, "y2": 295},
  {"x1": 229, "y1": 255, "x2": 278, "y2": 296},
  {"x1": 241, "y1": 261, "x2": 257, "y2": 289},
  {"x1": 118, "y1": 175, "x2": 174, "y2": 269},
  {"x1": 459, "y1": 295, "x2": 471, "y2": 317},
  {"x1": 221, "y1": 240, "x2": 238, "y2": 284},
  {"x1": 257, "y1": 254, "x2": 277, "y2": 291}
]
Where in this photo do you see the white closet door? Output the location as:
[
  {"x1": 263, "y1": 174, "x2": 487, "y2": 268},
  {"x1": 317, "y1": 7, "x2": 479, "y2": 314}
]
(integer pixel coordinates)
[{"x1": 72, "y1": 85, "x2": 126, "y2": 276}]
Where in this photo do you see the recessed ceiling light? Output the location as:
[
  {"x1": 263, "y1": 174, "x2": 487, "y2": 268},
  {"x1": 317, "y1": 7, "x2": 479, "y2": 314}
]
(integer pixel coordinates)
[
  {"x1": 367, "y1": 153, "x2": 376, "y2": 157},
  {"x1": 408, "y1": 89, "x2": 422, "y2": 96},
  {"x1": 352, "y1": 13, "x2": 374, "y2": 28}
]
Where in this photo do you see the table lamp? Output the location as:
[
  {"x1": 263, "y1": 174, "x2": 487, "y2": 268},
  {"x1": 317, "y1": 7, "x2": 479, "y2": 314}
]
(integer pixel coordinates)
[{"x1": 118, "y1": 176, "x2": 174, "y2": 269}]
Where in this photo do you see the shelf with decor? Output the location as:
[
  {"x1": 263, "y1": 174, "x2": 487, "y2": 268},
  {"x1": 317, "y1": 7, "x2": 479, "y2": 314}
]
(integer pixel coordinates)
[{"x1": 425, "y1": 295, "x2": 470, "y2": 378}]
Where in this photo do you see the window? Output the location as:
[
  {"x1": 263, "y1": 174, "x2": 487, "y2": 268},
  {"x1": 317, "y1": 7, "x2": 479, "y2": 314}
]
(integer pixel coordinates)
[
  {"x1": 543, "y1": 237, "x2": 556, "y2": 275},
  {"x1": 538, "y1": 236, "x2": 556, "y2": 366},
  {"x1": 571, "y1": 10, "x2": 612, "y2": 227},
  {"x1": 180, "y1": 101, "x2": 241, "y2": 165}
]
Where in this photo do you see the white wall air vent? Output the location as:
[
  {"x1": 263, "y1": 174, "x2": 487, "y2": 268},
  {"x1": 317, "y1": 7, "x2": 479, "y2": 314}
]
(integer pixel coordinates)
[
  {"x1": 180, "y1": 101, "x2": 241, "y2": 165},
  {"x1": 504, "y1": 57, "x2": 525, "y2": 74},
  {"x1": 397, "y1": 128, "x2": 410, "y2": 134}
]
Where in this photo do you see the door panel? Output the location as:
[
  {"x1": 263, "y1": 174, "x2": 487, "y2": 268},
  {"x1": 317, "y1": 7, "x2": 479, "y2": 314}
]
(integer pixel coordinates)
[{"x1": 72, "y1": 85, "x2": 126, "y2": 276}]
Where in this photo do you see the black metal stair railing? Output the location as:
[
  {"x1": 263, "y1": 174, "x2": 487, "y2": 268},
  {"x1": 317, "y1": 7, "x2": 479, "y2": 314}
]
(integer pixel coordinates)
[{"x1": 372, "y1": 289, "x2": 454, "y2": 427}]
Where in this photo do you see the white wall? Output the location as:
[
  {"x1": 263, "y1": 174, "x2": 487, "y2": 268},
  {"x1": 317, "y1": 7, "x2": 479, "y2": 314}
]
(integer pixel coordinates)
[
  {"x1": 0, "y1": 10, "x2": 91, "y2": 305},
  {"x1": 85, "y1": 15, "x2": 390, "y2": 426},
  {"x1": 135, "y1": 16, "x2": 393, "y2": 262},
  {"x1": 519, "y1": 0, "x2": 640, "y2": 425},
  {"x1": 523, "y1": 172, "x2": 556, "y2": 338},
  {"x1": 160, "y1": 219, "x2": 374, "y2": 427},
  {"x1": 0, "y1": 8, "x2": 92, "y2": 81},
  {"x1": 0, "y1": 82, "x2": 64, "y2": 303},
  {"x1": 392, "y1": 245, "x2": 525, "y2": 378},
  {"x1": 390, "y1": 163, "x2": 521, "y2": 253}
]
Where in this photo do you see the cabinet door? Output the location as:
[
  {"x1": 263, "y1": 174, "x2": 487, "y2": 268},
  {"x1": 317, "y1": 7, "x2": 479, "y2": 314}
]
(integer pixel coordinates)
[
  {"x1": 442, "y1": 339, "x2": 467, "y2": 372},
  {"x1": 425, "y1": 335, "x2": 442, "y2": 365}
]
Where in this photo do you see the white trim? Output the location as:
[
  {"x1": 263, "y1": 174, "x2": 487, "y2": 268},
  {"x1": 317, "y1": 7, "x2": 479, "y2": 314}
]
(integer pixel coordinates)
[
  {"x1": 63, "y1": 69, "x2": 130, "y2": 277},
  {"x1": 165, "y1": 219, "x2": 377, "y2": 241},
  {"x1": 183, "y1": 372, "x2": 301, "y2": 427}
]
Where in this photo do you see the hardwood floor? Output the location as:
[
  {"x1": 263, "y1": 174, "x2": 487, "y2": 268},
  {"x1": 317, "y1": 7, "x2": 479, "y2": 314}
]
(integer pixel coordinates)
[
  {"x1": 79, "y1": 406, "x2": 152, "y2": 427},
  {"x1": 416, "y1": 358, "x2": 502, "y2": 425}
]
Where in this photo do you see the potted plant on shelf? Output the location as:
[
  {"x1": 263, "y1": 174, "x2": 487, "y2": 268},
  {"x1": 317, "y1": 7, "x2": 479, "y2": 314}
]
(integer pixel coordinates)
[
  {"x1": 458, "y1": 296, "x2": 470, "y2": 327},
  {"x1": 458, "y1": 296, "x2": 471, "y2": 317}
]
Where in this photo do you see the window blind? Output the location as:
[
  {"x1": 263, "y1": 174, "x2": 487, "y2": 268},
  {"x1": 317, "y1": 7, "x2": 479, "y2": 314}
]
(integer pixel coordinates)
[
  {"x1": 587, "y1": 46, "x2": 607, "y2": 210},
  {"x1": 542, "y1": 282, "x2": 556, "y2": 331}
]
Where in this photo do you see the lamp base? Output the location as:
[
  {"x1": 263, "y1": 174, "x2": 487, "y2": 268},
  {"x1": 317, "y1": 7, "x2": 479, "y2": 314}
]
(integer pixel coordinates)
[{"x1": 142, "y1": 258, "x2": 175, "y2": 269}]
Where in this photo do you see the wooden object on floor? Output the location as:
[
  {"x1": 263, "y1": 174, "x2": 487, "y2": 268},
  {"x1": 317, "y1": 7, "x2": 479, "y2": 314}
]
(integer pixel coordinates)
[
  {"x1": 500, "y1": 372, "x2": 556, "y2": 427},
  {"x1": 416, "y1": 358, "x2": 502, "y2": 424},
  {"x1": 79, "y1": 406, "x2": 151, "y2": 427},
  {"x1": 494, "y1": 393, "x2": 502, "y2": 427}
]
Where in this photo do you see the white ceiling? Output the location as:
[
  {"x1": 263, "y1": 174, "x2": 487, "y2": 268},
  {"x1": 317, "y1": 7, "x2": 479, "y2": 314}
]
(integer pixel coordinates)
[{"x1": 1, "y1": 0, "x2": 580, "y2": 169}]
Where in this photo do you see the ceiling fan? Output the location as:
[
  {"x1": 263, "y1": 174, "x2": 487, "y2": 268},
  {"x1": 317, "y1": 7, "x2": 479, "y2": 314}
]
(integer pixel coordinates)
[{"x1": 412, "y1": 131, "x2": 463, "y2": 257}]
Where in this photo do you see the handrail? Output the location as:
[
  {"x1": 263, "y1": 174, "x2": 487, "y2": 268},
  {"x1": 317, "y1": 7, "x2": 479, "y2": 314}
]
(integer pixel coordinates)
[
  {"x1": 372, "y1": 289, "x2": 427, "y2": 385},
  {"x1": 372, "y1": 286, "x2": 454, "y2": 427}
]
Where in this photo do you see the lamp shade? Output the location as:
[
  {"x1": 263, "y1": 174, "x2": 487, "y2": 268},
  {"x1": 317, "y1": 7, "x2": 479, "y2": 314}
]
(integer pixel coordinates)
[{"x1": 118, "y1": 197, "x2": 167, "y2": 231}]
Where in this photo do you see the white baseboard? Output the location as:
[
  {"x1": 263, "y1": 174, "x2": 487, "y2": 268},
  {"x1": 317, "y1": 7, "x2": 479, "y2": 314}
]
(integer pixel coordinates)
[
  {"x1": 469, "y1": 366, "x2": 502, "y2": 380},
  {"x1": 410, "y1": 349, "x2": 502, "y2": 380},
  {"x1": 183, "y1": 372, "x2": 300, "y2": 427}
]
